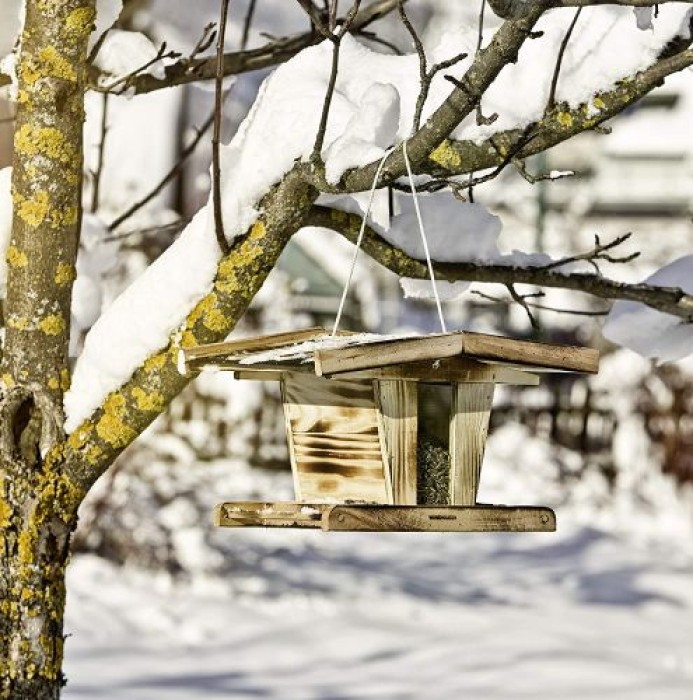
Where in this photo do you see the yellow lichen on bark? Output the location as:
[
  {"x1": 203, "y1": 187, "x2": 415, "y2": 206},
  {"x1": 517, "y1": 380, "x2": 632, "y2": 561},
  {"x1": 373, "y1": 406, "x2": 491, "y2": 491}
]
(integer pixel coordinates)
[
  {"x1": 131, "y1": 387, "x2": 166, "y2": 412},
  {"x1": 557, "y1": 112, "x2": 574, "y2": 128},
  {"x1": 429, "y1": 140, "x2": 463, "y2": 171},
  {"x1": 16, "y1": 191, "x2": 49, "y2": 227},
  {"x1": 186, "y1": 291, "x2": 231, "y2": 334},
  {"x1": 215, "y1": 221, "x2": 267, "y2": 295},
  {"x1": 181, "y1": 330, "x2": 197, "y2": 348},
  {"x1": 203, "y1": 306, "x2": 227, "y2": 333},
  {"x1": 38, "y1": 46, "x2": 76, "y2": 82},
  {"x1": 7, "y1": 316, "x2": 29, "y2": 331},
  {"x1": 38, "y1": 314, "x2": 66, "y2": 336},
  {"x1": 54, "y1": 262, "x2": 75, "y2": 285},
  {"x1": 95, "y1": 393, "x2": 137, "y2": 448},
  {"x1": 5, "y1": 246, "x2": 28, "y2": 268},
  {"x1": 143, "y1": 352, "x2": 168, "y2": 373},
  {"x1": 65, "y1": 6, "x2": 96, "y2": 38},
  {"x1": 15, "y1": 124, "x2": 76, "y2": 163},
  {"x1": 0, "y1": 473, "x2": 11, "y2": 527},
  {"x1": 66, "y1": 421, "x2": 94, "y2": 450}
]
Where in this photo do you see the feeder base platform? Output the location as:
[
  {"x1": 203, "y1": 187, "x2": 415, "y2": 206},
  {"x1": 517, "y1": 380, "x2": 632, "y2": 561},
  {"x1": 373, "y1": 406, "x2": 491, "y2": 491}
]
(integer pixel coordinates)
[{"x1": 214, "y1": 502, "x2": 556, "y2": 532}]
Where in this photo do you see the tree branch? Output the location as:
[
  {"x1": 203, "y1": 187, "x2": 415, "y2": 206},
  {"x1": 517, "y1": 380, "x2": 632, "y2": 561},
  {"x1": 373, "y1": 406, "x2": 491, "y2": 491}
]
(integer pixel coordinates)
[
  {"x1": 489, "y1": 0, "x2": 691, "y2": 19},
  {"x1": 88, "y1": 0, "x2": 400, "y2": 95},
  {"x1": 423, "y1": 46, "x2": 693, "y2": 178},
  {"x1": 62, "y1": 172, "x2": 317, "y2": 492},
  {"x1": 305, "y1": 4, "x2": 546, "y2": 192},
  {"x1": 306, "y1": 205, "x2": 693, "y2": 320}
]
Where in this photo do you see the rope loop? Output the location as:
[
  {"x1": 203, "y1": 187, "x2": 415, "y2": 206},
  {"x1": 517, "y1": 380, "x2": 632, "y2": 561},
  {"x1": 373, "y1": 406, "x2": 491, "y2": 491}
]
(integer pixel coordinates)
[{"x1": 332, "y1": 141, "x2": 447, "y2": 335}]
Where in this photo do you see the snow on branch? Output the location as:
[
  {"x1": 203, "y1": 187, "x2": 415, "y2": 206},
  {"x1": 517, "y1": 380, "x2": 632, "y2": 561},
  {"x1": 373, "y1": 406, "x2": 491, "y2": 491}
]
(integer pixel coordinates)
[
  {"x1": 304, "y1": 4, "x2": 693, "y2": 193},
  {"x1": 423, "y1": 46, "x2": 693, "y2": 179},
  {"x1": 88, "y1": 0, "x2": 401, "y2": 95},
  {"x1": 307, "y1": 204, "x2": 693, "y2": 321}
]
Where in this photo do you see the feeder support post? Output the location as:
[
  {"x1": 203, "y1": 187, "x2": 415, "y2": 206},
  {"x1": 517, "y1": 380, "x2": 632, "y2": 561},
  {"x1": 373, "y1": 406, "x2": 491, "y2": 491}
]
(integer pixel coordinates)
[
  {"x1": 377, "y1": 381, "x2": 418, "y2": 505},
  {"x1": 449, "y1": 382, "x2": 495, "y2": 505}
]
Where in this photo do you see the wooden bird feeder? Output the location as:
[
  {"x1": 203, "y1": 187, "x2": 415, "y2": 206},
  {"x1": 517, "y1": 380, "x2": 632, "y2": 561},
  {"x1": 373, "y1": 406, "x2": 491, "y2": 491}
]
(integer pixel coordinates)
[{"x1": 179, "y1": 327, "x2": 599, "y2": 533}]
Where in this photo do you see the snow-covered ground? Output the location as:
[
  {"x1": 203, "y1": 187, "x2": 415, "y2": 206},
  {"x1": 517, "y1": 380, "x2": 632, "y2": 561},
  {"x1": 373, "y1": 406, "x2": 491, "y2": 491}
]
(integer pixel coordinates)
[{"x1": 63, "y1": 425, "x2": 693, "y2": 700}]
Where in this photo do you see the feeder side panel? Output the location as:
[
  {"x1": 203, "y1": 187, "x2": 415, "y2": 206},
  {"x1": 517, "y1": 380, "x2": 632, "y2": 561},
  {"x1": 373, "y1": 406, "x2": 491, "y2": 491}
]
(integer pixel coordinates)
[{"x1": 281, "y1": 374, "x2": 392, "y2": 504}]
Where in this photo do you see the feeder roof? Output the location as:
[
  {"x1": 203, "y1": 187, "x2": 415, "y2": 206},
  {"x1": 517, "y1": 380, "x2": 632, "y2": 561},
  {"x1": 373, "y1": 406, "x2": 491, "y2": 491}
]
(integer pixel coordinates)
[{"x1": 179, "y1": 327, "x2": 599, "y2": 379}]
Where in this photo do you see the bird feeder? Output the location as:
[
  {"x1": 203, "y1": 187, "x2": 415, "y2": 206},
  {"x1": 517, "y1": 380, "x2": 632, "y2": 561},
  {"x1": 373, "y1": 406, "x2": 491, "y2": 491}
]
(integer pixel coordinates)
[{"x1": 179, "y1": 328, "x2": 599, "y2": 533}]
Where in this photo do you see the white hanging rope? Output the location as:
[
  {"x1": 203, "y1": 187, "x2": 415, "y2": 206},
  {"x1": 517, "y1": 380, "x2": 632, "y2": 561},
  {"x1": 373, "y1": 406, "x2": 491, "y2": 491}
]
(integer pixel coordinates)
[
  {"x1": 331, "y1": 141, "x2": 447, "y2": 336},
  {"x1": 331, "y1": 151, "x2": 391, "y2": 336},
  {"x1": 402, "y1": 140, "x2": 447, "y2": 334}
]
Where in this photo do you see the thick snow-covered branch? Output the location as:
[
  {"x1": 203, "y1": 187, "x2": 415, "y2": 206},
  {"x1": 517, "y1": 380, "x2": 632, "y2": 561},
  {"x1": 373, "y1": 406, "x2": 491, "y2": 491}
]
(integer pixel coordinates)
[
  {"x1": 305, "y1": 4, "x2": 547, "y2": 193},
  {"x1": 62, "y1": 173, "x2": 314, "y2": 491},
  {"x1": 423, "y1": 46, "x2": 693, "y2": 178},
  {"x1": 307, "y1": 205, "x2": 693, "y2": 320}
]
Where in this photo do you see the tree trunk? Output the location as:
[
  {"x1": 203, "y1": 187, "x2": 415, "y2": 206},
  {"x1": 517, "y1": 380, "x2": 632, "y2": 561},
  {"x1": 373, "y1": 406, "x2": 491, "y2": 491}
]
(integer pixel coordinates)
[
  {"x1": 0, "y1": 2, "x2": 95, "y2": 694},
  {"x1": 1, "y1": 452, "x2": 82, "y2": 699}
]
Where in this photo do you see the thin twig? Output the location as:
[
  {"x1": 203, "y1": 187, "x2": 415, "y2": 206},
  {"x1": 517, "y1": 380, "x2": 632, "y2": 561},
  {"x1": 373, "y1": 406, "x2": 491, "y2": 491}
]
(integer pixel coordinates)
[
  {"x1": 475, "y1": 0, "x2": 494, "y2": 125},
  {"x1": 190, "y1": 23, "x2": 218, "y2": 59},
  {"x1": 311, "y1": 1, "x2": 362, "y2": 161},
  {"x1": 399, "y1": 1, "x2": 427, "y2": 132},
  {"x1": 309, "y1": 203, "x2": 693, "y2": 320},
  {"x1": 547, "y1": 8, "x2": 582, "y2": 111},
  {"x1": 511, "y1": 156, "x2": 574, "y2": 184},
  {"x1": 100, "y1": 43, "x2": 181, "y2": 93},
  {"x1": 91, "y1": 93, "x2": 109, "y2": 213},
  {"x1": 330, "y1": 0, "x2": 339, "y2": 31},
  {"x1": 507, "y1": 283, "x2": 540, "y2": 330},
  {"x1": 471, "y1": 289, "x2": 609, "y2": 316},
  {"x1": 241, "y1": 0, "x2": 259, "y2": 50},
  {"x1": 104, "y1": 220, "x2": 188, "y2": 243},
  {"x1": 390, "y1": 126, "x2": 538, "y2": 195},
  {"x1": 108, "y1": 111, "x2": 216, "y2": 232},
  {"x1": 90, "y1": 1, "x2": 402, "y2": 95},
  {"x1": 312, "y1": 37, "x2": 341, "y2": 160},
  {"x1": 296, "y1": 0, "x2": 331, "y2": 36},
  {"x1": 87, "y1": 28, "x2": 109, "y2": 65},
  {"x1": 355, "y1": 30, "x2": 403, "y2": 54},
  {"x1": 398, "y1": 1, "x2": 468, "y2": 133},
  {"x1": 539, "y1": 232, "x2": 639, "y2": 273},
  {"x1": 213, "y1": 0, "x2": 233, "y2": 255}
]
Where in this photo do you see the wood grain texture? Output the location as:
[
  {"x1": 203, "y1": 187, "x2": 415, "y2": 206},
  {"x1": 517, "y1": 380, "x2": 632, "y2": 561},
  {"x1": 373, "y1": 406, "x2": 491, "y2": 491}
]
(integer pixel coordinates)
[
  {"x1": 281, "y1": 374, "x2": 392, "y2": 504},
  {"x1": 315, "y1": 331, "x2": 599, "y2": 376},
  {"x1": 377, "y1": 381, "x2": 418, "y2": 505},
  {"x1": 232, "y1": 360, "x2": 540, "y2": 385},
  {"x1": 325, "y1": 505, "x2": 555, "y2": 532},
  {"x1": 214, "y1": 501, "x2": 328, "y2": 528},
  {"x1": 185, "y1": 327, "x2": 329, "y2": 364},
  {"x1": 214, "y1": 502, "x2": 556, "y2": 532},
  {"x1": 449, "y1": 382, "x2": 495, "y2": 506}
]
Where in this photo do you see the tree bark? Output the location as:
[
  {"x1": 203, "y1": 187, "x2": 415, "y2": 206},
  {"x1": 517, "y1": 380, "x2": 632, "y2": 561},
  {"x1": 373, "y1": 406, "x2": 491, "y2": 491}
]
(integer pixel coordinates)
[
  {"x1": 0, "y1": 450, "x2": 82, "y2": 700},
  {"x1": 0, "y1": 2, "x2": 95, "y2": 697}
]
